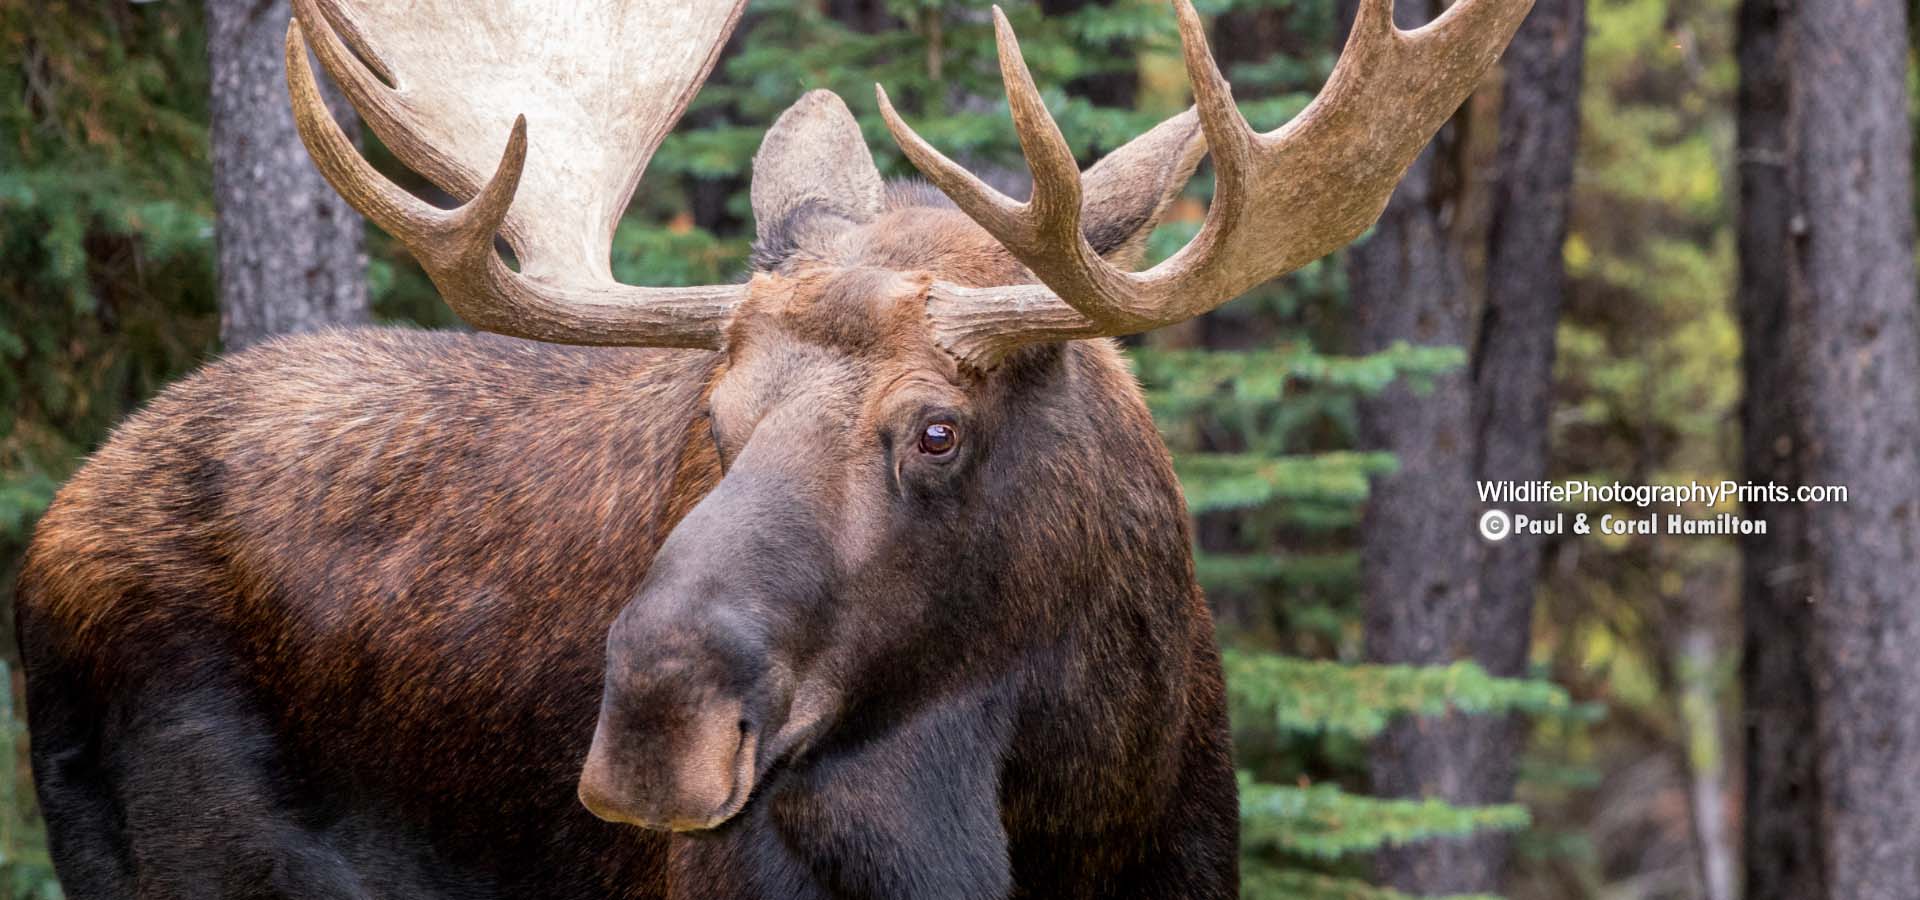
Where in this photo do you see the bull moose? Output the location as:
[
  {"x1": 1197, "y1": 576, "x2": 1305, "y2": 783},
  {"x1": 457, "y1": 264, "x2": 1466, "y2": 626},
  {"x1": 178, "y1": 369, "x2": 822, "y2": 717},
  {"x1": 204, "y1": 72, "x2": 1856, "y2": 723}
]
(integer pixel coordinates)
[{"x1": 14, "y1": 0, "x2": 1530, "y2": 896}]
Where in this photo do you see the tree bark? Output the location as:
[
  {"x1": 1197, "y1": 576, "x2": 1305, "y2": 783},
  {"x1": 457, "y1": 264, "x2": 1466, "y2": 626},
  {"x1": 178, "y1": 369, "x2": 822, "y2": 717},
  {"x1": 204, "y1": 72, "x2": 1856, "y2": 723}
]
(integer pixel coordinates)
[
  {"x1": 207, "y1": 0, "x2": 367, "y2": 350},
  {"x1": 1353, "y1": 135, "x2": 1487, "y2": 898},
  {"x1": 1734, "y1": 1, "x2": 1826, "y2": 897},
  {"x1": 1754, "y1": 0, "x2": 1920, "y2": 897},
  {"x1": 1343, "y1": 0, "x2": 1486, "y2": 889},
  {"x1": 1464, "y1": 0, "x2": 1585, "y2": 884}
]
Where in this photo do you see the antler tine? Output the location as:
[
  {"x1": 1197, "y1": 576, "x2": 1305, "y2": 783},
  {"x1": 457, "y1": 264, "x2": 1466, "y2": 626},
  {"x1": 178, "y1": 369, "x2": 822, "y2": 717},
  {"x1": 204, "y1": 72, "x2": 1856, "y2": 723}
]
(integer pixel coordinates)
[
  {"x1": 881, "y1": 7, "x2": 1151, "y2": 333},
  {"x1": 874, "y1": 10, "x2": 1085, "y2": 254},
  {"x1": 990, "y1": 7, "x2": 1085, "y2": 249},
  {"x1": 290, "y1": 0, "x2": 491, "y2": 218},
  {"x1": 899, "y1": 0, "x2": 1534, "y2": 368},
  {"x1": 1173, "y1": 0, "x2": 1257, "y2": 260},
  {"x1": 876, "y1": 85, "x2": 1024, "y2": 241},
  {"x1": 284, "y1": 0, "x2": 752, "y2": 349},
  {"x1": 286, "y1": 24, "x2": 522, "y2": 275},
  {"x1": 291, "y1": 0, "x2": 400, "y2": 153}
]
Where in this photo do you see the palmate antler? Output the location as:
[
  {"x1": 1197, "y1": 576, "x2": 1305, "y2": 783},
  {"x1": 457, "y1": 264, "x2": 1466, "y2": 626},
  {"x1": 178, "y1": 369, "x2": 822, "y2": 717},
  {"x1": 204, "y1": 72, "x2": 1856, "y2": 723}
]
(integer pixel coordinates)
[
  {"x1": 284, "y1": 0, "x2": 750, "y2": 348},
  {"x1": 286, "y1": 0, "x2": 1528, "y2": 365},
  {"x1": 884, "y1": 0, "x2": 1534, "y2": 366}
]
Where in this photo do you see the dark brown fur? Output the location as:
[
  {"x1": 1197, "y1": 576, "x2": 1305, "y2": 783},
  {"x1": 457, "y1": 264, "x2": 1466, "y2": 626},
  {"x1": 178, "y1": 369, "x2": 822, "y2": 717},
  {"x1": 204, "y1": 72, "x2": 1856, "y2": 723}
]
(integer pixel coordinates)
[{"x1": 17, "y1": 118, "x2": 1236, "y2": 898}]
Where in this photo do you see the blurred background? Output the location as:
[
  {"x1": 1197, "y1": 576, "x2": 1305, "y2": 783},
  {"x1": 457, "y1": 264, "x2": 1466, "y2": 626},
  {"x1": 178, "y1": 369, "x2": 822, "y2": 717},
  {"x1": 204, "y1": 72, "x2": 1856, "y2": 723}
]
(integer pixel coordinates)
[{"x1": 4, "y1": 0, "x2": 1915, "y2": 898}]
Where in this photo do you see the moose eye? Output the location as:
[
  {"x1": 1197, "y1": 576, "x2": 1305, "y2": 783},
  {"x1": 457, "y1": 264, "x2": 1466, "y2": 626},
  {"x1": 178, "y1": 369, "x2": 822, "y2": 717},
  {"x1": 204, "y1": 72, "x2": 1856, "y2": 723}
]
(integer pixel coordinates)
[{"x1": 917, "y1": 421, "x2": 959, "y2": 456}]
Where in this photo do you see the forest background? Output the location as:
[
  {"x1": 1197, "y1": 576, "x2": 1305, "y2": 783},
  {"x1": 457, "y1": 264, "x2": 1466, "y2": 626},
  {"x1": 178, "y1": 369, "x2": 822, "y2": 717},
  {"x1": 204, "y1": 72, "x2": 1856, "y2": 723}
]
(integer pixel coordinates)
[{"x1": 4, "y1": 0, "x2": 1915, "y2": 898}]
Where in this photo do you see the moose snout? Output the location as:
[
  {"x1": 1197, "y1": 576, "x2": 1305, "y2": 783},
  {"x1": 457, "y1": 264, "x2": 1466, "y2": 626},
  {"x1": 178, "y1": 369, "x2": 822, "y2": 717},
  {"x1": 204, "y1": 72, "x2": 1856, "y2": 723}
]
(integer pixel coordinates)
[
  {"x1": 578, "y1": 693, "x2": 758, "y2": 831},
  {"x1": 578, "y1": 596, "x2": 785, "y2": 832}
]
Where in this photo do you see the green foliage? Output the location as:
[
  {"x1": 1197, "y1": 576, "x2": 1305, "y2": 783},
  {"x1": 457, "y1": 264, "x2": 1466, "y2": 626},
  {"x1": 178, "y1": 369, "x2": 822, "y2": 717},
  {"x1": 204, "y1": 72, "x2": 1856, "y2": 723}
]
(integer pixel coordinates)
[
  {"x1": 1176, "y1": 452, "x2": 1397, "y2": 514},
  {"x1": 1224, "y1": 652, "x2": 1581, "y2": 741},
  {"x1": 1135, "y1": 344, "x2": 1467, "y2": 407},
  {"x1": 645, "y1": 0, "x2": 1184, "y2": 201},
  {"x1": 611, "y1": 223, "x2": 751, "y2": 288},
  {"x1": 1241, "y1": 778, "x2": 1531, "y2": 860},
  {"x1": 0, "y1": 3, "x2": 219, "y2": 571},
  {"x1": 1243, "y1": 859, "x2": 1500, "y2": 900},
  {"x1": 1195, "y1": 550, "x2": 1356, "y2": 595}
]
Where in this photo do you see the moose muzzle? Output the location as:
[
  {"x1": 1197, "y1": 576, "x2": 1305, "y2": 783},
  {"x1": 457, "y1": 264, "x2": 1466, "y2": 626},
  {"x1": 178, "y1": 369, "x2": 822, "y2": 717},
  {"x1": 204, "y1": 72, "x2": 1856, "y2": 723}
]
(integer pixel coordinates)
[{"x1": 578, "y1": 684, "x2": 760, "y2": 831}]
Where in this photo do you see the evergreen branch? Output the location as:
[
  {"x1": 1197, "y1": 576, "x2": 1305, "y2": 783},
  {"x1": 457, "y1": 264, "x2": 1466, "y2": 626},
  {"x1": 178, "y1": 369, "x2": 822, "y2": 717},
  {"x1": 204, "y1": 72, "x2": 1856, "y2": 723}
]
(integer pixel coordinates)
[
  {"x1": 1240, "y1": 778, "x2": 1531, "y2": 859},
  {"x1": 1223, "y1": 651, "x2": 1577, "y2": 740}
]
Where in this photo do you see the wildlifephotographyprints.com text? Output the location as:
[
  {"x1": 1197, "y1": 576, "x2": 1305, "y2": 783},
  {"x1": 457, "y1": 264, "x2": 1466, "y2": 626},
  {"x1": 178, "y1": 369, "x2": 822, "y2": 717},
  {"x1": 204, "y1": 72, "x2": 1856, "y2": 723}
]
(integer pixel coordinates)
[{"x1": 1475, "y1": 479, "x2": 1850, "y2": 542}]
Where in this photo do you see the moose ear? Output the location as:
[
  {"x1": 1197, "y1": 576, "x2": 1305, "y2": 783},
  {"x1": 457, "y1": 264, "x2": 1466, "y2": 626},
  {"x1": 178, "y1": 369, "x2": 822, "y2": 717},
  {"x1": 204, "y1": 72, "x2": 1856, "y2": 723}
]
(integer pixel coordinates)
[
  {"x1": 1078, "y1": 109, "x2": 1208, "y2": 271},
  {"x1": 751, "y1": 90, "x2": 886, "y2": 269}
]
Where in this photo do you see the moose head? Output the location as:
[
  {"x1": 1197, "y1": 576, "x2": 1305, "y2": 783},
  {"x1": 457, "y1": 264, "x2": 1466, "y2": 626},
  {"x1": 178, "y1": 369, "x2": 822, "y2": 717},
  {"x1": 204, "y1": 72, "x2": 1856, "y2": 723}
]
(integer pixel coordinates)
[{"x1": 284, "y1": 0, "x2": 1530, "y2": 834}]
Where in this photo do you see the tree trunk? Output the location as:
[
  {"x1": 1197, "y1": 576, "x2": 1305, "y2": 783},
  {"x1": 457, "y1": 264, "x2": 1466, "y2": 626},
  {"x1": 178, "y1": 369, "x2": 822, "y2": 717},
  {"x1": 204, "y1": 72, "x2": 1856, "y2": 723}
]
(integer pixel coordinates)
[
  {"x1": 1464, "y1": 0, "x2": 1585, "y2": 884},
  {"x1": 207, "y1": 0, "x2": 367, "y2": 350},
  {"x1": 1343, "y1": 0, "x2": 1485, "y2": 890},
  {"x1": 1353, "y1": 132, "x2": 1487, "y2": 899},
  {"x1": 1675, "y1": 619, "x2": 1737, "y2": 900},
  {"x1": 1763, "y1": 0, "x2": 1920, "y2": 897},
  {"x1": 1733, "y1": 1, "x2": 1825, "y2": 897}
]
